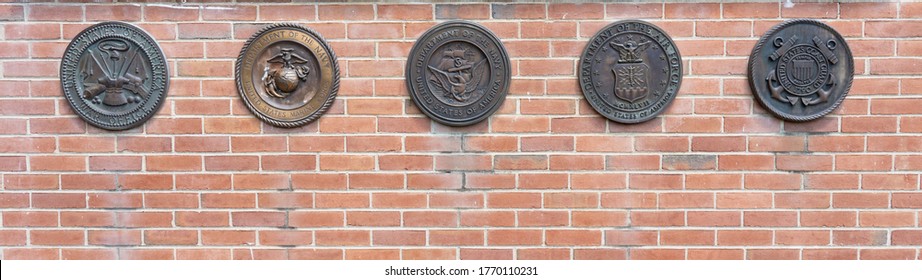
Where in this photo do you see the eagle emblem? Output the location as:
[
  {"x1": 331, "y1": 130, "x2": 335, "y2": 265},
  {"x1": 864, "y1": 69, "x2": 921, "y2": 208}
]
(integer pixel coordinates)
[{"x1": 609, "y1": 37, "x2": 652, "y2": 103}]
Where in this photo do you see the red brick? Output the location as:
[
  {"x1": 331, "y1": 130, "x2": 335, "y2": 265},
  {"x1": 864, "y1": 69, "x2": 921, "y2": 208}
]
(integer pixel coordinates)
[
  {"x1": 665, "y1": 3, "x2": 719, "y2": 19},
  {"x1": 62, "y1": 249, "x2": 117, "y2": 260},
  {"x1": 859, "y1": 211, "x2": 915, "y2": 227},
  {"x1": 372, "y1": 230, "x2": 425, "y2": 246},
  {"x1": 631, "y1": 249, "x2": 684, "y2": 260},
  {"x1": 289, "y1": 211, "x2": 343, "y2": 228},
  {"x1": 488, "y1": 230, "x2": 542, "y2": 246},
  {"x1": 178, "y1": 23, "x2": 231, "y2": 39},
  {"x1": 315, "y1": 230, "x2": 369, "y2": 246},
  {"x1": 145, "y1": 230, "x2": 198, "y2": 245},
  {"x1": 435, "y1": 4, "x2": 490, "y2": 20},
  {"x1": 202, "y1": 5, "x2": 256, "y2": 21},
  {"x1": 86, "y1": 5, "x2": 141, "y2": 21},
  {"x1": 802, "y1": 211, "x2": 857, "y2": 227},
  {"x1": 28, "y1": 5, "x2": 81, "y2": 21},
  {"x1": 232, "y1": 211, "x2": 286, "y2": 227},
  {"x1": 776, "y1": 230, "x2": 830, "y2": 246},
  {"x1": 724, "y1": 3, "x2": 779, "y2": 18},
  {"x1": 315, "y1": 193, "x2": 369, "y2": 209},
  {"x1": 260, "y1": 5, "x2": 315, "y2": 21},
  {"x1": 260, "y1": 230, "x2": 312, "y2": 246},
  {"x1": 347, "y1": 211, "x2": 400, "y2": 227},
  {"x1": 718, "y1": 230, "x2": 772, "y2": 246},
  {"x1": 404, "y1": 211, "x2": 457, "y2": 227},
  {"x1": 88, "y1": 230, "x2": 141, "y2": 246},
  {"x1": 202, "y1": 230, "x2": 256, "y2": 246},
  {"x1": 781, "y1": 3, "x2": 837, "y2": 18},
  {"x1": 803, "y1": 249, "x2": 859, "y2": 260},
  {"x1": 661, "y1": 230, "x2": 714, "y2": 246},
  {"x1": 177, "y1": 211, "x2": 229, "y2": 227},
  {"x1": 318, "y1": 4, "x2": 373, "y2": 20},
  {"x1": 3, "y1": 248, "x2": 59, "y2": 260},
  {"x1": 606, "y1": 3, "x2": 662, "y2": 19},
  {"x1": 431, "y1": 230, "x2": 483, "y2": 246},
  {"x1": 775, "y1": 193, "x2": 830, "y2": 209},
  {"x1": 31, "y1": 230, "x2": 84, "y2": 246}
]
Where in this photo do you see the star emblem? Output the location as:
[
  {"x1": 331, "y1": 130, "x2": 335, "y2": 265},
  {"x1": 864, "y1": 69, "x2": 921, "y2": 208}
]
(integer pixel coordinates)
[
  {"x1": 593, "y1": 70, "x2": 600, "y2": 76},
  {"x1": 659, "y1": 55, "x2": 666, "y2": 61}
]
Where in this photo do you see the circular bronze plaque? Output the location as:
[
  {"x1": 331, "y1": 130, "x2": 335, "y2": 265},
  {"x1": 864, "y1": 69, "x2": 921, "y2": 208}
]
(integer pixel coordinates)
[
  {"x1": 749, "y1": 19, "x2": 853, "y2": 122},
  {"x1": 405, "y1": 20, "x2": 511, "y2": 126},
  {"x1": 60, "y1": 22, "x2": 169, "y2": 130},
  {"x1": 236, "y1": 23, "x2": 339, "y2": 127},
  {"x1": 579, "y1": 20, "x2": 683, "y2": 124}
]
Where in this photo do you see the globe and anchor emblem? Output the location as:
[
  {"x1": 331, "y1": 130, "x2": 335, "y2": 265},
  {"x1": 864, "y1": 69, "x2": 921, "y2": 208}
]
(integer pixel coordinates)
[{"x1": 262, "y1": 47, "x2": 311, "y2": 99}]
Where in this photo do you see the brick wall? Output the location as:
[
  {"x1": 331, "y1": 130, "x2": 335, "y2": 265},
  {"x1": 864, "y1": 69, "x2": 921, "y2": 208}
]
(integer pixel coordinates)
[{"x1": 0, "y1": 1, "x2": 920, "y2": 260}]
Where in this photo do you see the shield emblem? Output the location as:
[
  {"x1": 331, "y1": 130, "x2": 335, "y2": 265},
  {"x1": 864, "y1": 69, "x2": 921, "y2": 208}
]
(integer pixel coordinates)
[
  {"x1": 613, "y1": 63, "x2": 650, "y2": 103},
  {"x1": 792, "y1": 57, "x2": 817, "y2": 83}
]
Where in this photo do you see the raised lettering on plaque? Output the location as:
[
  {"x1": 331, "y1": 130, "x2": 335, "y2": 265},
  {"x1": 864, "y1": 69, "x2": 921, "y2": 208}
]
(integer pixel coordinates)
[
  {"x1": 749, "y1": 19, "x2": 853, "y2": 121},
  {"x1": 236, "y1": 23, "x2": 339, "y2": 127},
  {"x1": 579, "y1": 20, "x2": 683, "y2": 124},
  {"x1": 60, "y1": 22, "x2": 169, "y2": 130},
  {"x1": 405, "y1": 20, "x2": 511, "y2": 126}
]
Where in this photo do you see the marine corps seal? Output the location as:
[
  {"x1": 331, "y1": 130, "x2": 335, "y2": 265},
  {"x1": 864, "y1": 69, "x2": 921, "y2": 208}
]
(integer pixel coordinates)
[
  {"x1": 579, "y1": 20, "x2": 683, "y2": 124},
  {"x1": 406, "y1": 21, "x2": 511, "y2": 126},
  {"x1": 60, "y1": 22, "x2": 169, "y2": 130},
  {"x1": 236, "y1": 23, "x2": 339, "y2": 128},
  {"x1": 749, "y1": 19, "x2": 853, "y2": 122}
]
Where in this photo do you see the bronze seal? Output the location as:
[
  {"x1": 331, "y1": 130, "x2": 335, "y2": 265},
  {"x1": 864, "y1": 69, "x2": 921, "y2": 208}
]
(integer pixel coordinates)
[
  {"x1": 236, "y1": 23, "x2": 339, "y2": 127},
  {"x1": 60, "y1": 21, "x2": 169, "y2": 130},
  {"x1": 579, "y1": 20, "x2": 683, "y2": 124},
  {"x1": 405, "y1": 20, "x2": 511, "y2": 126},
  {"x1": 749, "y1": 19, "x2": 853, "y2": 122}
]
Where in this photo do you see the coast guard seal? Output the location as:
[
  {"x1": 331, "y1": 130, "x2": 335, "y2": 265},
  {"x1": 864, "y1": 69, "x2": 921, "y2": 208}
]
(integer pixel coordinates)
[{"x1": 749, "y1": 19, "x2": 853, "y2": 122}]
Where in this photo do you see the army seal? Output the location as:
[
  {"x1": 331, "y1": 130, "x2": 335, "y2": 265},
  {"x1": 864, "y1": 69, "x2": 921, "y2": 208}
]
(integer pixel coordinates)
[
  {"x1": 749, "y1": 19, "x2": 853, "y2": 122},
  {"x1": 406, "y1": 20, "x2": 511, "y2": 126},
  {"x1": 60, "y1": 22, "x2": 169, "y2": 130},
  {"x1": 579, "y1": 20, "x2": 683, "y2": 124},
  {"x1": 236, "y1": 23, "x2": 339, "y2": 128}
]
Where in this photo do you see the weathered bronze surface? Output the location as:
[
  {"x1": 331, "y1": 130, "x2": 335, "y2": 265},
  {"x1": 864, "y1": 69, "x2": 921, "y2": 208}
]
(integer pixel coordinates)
[
  {"x1": 236, "y1": 23, "x2": 339, "y2": 128},
  {"x1": 406, "y1": 20, "x2": 511, "y2": 126},
  {"x1": 60, "y1": 22, "x2": 169, "y2": 130},
  {"x1": 749, "y1": 19, "x2": 853, "y2": 122},
  {"x1": 579, "y1": 20, "x2": 683, "y2": 124}
]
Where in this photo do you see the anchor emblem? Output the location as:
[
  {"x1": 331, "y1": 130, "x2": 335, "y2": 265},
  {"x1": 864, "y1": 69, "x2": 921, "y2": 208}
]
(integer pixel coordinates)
[
  {"x1": 765, "y1": 36, "x2": 839, "y2": 107},
  {"x1": 427, "y1": 46, "x2": 486, "y2": 102}
]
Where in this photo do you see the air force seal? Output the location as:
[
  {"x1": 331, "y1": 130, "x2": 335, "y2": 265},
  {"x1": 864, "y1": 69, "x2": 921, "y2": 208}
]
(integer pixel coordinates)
[{"x1": 579, "y1": 20, "x2": 683, "y2": 124}]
